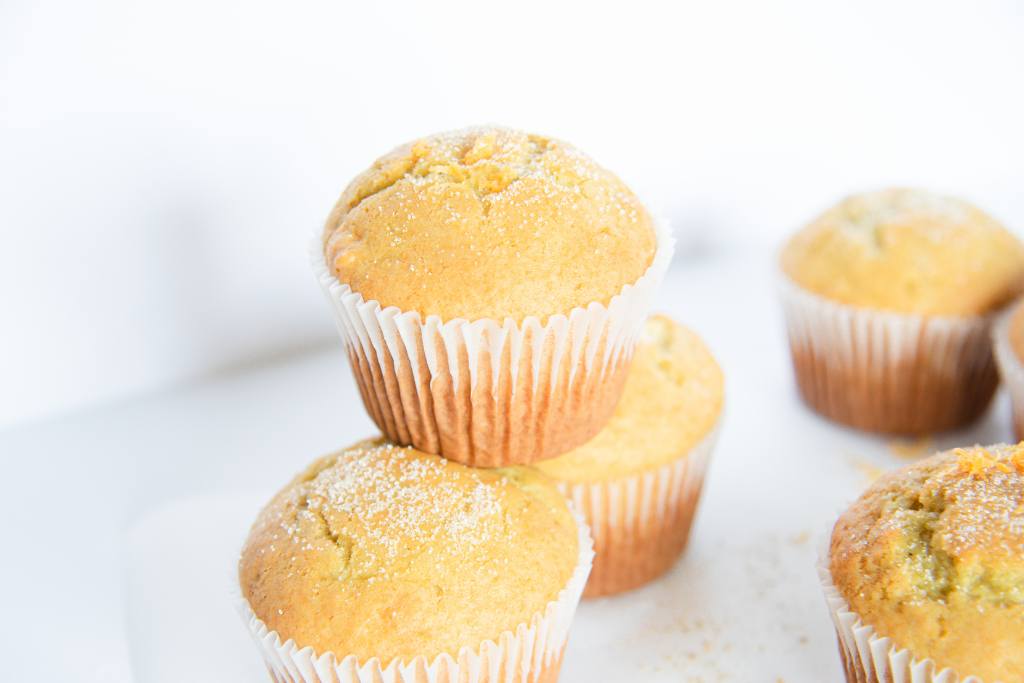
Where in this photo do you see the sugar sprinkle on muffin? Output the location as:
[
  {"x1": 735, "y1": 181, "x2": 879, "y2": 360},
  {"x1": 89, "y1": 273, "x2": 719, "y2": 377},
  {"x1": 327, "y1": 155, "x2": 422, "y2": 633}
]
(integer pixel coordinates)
[
  {"x1": 827, "y1": 443, "x2": 1024, "y2": 681},
  {"x1": 323, "y1": 126, "x2": 657, "y2": 322},
  {"x1": 240, "y1": 438, "x2": 583, "y2": 664}
]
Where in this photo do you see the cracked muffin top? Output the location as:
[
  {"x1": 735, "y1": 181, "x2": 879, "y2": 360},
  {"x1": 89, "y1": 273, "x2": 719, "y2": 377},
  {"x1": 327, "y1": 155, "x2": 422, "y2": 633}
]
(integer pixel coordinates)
[
  {"x1": 239, "y1": 438, "x2": 578, "y2": 663},
  {"x1": 781, "y1": 188, "x2": 1024, "y2": 316},
  {"x1": 535, "y1": 315, "x2": 722, "y2": 482},
  {"x1": 829, "y1": 443, "x2": 1024, "y2": 681},
  {"x1": 322, "y1": 126, "x2": 657, "y2": 322}
]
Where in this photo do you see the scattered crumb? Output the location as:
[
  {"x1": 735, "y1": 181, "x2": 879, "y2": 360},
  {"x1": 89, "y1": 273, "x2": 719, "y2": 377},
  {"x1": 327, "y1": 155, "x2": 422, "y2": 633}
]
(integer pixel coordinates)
[
  {"x1": 848, "y1": 455, "x2": 886, "y2": 483},
  {"x1": 628, "y1": 533, "x2": 817, "y2": 681},
  {"x1": 789, "y1": 531, "x2": 810, "y2": 546},
  {"x1": 888, "y1": 435, "x2": 933, "y2": 460}
]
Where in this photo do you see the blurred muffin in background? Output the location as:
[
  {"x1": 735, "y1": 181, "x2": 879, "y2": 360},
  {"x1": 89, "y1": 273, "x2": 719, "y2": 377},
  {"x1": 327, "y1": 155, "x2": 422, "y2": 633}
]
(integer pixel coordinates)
[
  {"x1": 823, "y1": 443, "x2": 1024, "y2": 682},
  {"x1": 239, "y1": 438, "x2": 593, "y2": 683},
  {"x1": 993, "y1": 298, "x2": 1024, "y2": 440},
  {"x1": 536, "y1": 315, "x2": 723, "y2": 597},
  {"x1": 314, "y1": 126, "x2": 673, "y2": 467},
  {"x1": 780, "y1": 188, "x2": 1024, "y2": 434}
]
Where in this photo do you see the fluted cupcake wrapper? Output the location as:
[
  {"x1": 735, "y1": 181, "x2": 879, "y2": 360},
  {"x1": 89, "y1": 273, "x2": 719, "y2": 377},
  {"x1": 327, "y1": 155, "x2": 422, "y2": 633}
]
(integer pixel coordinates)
[
  {"x1": 818, "y1": 546, "x2": 986, "y2": 683},
  {"x1": 312, "y1": 219, "x2": 674, "y2": 467},
  {"x1": 556, "y1": 424, "x2": 719, "y2": 598},
  {"x1": 238, "y1": 509, "x2": 595, "y2": 683},
  {"x1": 992, "y1": 310, "x2": 1024, "y2": 440},
  {"x1": 779, "y1": 277, "x2": 1000, "y2": 435}
]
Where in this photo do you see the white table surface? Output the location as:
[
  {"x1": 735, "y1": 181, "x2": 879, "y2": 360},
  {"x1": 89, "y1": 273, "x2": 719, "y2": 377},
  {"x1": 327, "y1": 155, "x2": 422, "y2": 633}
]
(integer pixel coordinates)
[{"x1": 1, "y1": 253, "x2": 1012, "y2": 682}]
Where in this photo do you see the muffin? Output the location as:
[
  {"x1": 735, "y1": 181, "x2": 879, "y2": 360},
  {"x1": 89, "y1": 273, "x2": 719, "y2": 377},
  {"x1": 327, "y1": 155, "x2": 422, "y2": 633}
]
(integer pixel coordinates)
[
  {"x1": 780, "y1": 188, "x2": 1024, "y2": 434},
  {"x1": 313, "y1": 126, "x2": 673, "y2": 467},
  {"x1": 823, "y1": 443, "x2": 1024, "y2": 682},
  {"x1": 238, "y1": 438, "x2": 593, "y2": 683},
  {"x1": 993, "y1": 299, "x2": 1024, "y2": 440},
  {"x1": 535, "y1": 315, "x2": 723, "y2": 597}
]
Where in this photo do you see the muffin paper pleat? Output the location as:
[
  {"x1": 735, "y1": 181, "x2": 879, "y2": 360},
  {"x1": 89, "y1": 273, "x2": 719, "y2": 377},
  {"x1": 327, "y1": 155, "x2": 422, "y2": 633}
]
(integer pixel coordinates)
[
  {"x1": 313, "y1": 219, "x2": 674, "y2": 467},
  {"x1": 556, "y1": 424, "x2": 719, "y2": 598},
  {"x1": 992, "y1": 309, "x2": 1024, "y2": 440},
  {"x1": 779, "y1": 277, "x2": 1000, "y2": 434},
  {"x1": 817, "y1": 547, "x2": 989, "y2": 683},
  {"x1": 239, "y1": 509, "x2": 594, "y2": 683}
]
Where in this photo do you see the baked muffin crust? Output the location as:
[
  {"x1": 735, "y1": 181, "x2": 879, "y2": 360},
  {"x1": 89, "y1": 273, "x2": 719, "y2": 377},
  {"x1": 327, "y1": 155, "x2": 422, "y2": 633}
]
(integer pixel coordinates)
[
  {"x1": 781, "y1": 188, "x2": 1024, "y2": 316},
  {"x1": 830, "y1": 444, "x2": 1024, "y2": 680},
  {"x1": 535, "y1": 315, "x2": 723, "y2": 482},
  {"x1": 323, "y1": 126, "x2": 657, "y2": 322},
  {"x1": 239, "y1": 439, "x2": 579, "y2": 663}
]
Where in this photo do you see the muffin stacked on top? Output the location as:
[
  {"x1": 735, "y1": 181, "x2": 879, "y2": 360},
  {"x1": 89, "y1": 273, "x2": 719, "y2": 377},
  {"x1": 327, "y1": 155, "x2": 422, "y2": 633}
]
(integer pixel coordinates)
[
  {"x1": 317, "y1": 127, "x2": 668, "y2": 467},
  {"x1": 239, "y1": 127, "x2": 725, "y2": 683}
]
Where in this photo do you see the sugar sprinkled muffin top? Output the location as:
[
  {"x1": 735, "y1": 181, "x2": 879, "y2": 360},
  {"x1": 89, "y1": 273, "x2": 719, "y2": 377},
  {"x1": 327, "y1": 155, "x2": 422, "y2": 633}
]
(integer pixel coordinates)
[
  {"x1": 239, "y1": 438, "x2": 579, "y2": 663},
  {"x1": 322, "y1": 126, "x2": 657, "y2": 322},
  {"x1": 781, "y1": 188, "x2": 1024, "y2": 315},
  {"x1": 830, "y1": 443, "x2": 1024, "y2": 680},
  {"x1": 535, "y1": 315, "x2": 723, "y2": 482}
]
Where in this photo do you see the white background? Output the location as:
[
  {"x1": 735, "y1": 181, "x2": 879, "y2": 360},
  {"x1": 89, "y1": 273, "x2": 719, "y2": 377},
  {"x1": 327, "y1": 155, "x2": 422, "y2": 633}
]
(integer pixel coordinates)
[
  {"x1": 3, "y1": 0, "x2": 1024, "y2": 428},
  {"x1": 3, "y1": 3, "x2": 1024, "y2": 682}
]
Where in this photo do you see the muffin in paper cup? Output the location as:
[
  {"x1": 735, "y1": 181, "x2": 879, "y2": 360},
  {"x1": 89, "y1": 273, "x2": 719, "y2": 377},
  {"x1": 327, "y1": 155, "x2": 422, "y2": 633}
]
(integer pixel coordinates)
[
  {"x1": 820, "y1": 444, "x2": 1024, "y2": 683},
  {"x1": 535, "y1": 315, "x2": 723, "y2": 597},
  {"x1": 992, "y1": 300, "x2": 1024, "y2": 440},
  {"x1": 819, "y1": 563, "x2": 985, "y2": 683},
  {"x1": 315, "y1": 126, "x2": 672, "y2": 467},
  {"x1": 779, "y1": 188, "x2": 1024, "y2": 435},
  {"x1": 780, "y1": 278, "x2": 1001, "y2": 434},
  {"x1": 237, "y1": 439, "x2": 594, "y2": 683}
]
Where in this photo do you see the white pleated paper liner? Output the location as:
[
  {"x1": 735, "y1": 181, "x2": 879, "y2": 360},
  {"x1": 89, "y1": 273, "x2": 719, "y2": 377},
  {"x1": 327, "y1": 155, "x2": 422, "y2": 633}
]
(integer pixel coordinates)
[
  {"x1": 312, "y1": 217, "x2": 675, "y2": 467},
  {"x1": 818, "y1": 538, "x2": 989, "y2": 683},
  {"x1": 556, "y1": 423, "x2": 719, "y2": 597},
  {"x1": 238, "y1": 509, "x2": 595, "y2": 683},
  {"x1": 992, "y1": 307, "x2": 1024, "y2": 439},
  {"x1": 778, "y1": 276, "x2": 1000, "y2": 434}
]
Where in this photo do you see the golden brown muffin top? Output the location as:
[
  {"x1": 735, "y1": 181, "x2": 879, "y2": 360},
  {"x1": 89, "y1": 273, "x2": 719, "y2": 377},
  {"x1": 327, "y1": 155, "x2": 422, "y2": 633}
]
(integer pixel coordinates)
[
  {"x1": 322, "y1": 126, "x2": 657, "y2": 322},
  {"x1": 830, "y1": 444, "x2": 1024, "y2": 680},
  {"x1": 781, "y1": 188, "x2": 1024, "y2": 315},
  {"x1": 239, "y1": 439, "x2": 579, "y2": 663},
  {"x1": 535, "y1": 315, "x2": 723, "y2": 482}
]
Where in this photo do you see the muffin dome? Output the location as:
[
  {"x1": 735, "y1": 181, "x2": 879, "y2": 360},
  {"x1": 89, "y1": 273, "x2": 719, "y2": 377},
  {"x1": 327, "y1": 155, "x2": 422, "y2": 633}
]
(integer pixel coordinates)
[
  {"x1": 322, "y1": 126, "x2": 657, "y2": 322},
  {"x1": 239, "y1": 439, "x2": 579, "y2": 663},
  {"x1": 829, "y1": 444, "x2": 1024, "y2": 681},
  {"x1": 781, "y1": 188, "x2": 1024, "y2": 316},
  {"x1": 535, "y1": 315, "x2": 723, "y2": 482}
]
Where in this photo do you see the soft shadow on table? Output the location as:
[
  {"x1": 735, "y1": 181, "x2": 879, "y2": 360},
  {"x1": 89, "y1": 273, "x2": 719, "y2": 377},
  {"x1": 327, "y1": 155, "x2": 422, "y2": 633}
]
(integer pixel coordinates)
[{"x1": 123, "y1": 493, "x2": 267, "y2": 683}]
